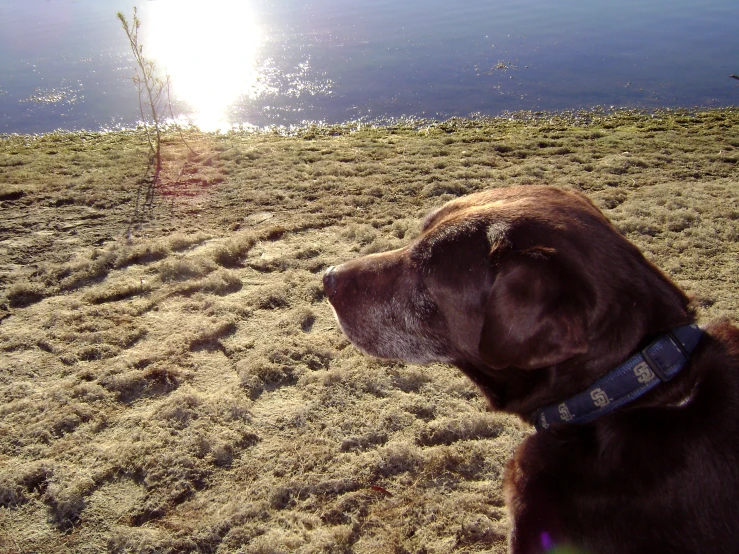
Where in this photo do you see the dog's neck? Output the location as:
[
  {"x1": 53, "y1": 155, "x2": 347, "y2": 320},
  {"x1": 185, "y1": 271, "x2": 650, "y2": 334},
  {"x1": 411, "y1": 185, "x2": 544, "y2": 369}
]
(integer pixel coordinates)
[{"x1": 534, "y1": 323, "x2": 703, "y2": 430}]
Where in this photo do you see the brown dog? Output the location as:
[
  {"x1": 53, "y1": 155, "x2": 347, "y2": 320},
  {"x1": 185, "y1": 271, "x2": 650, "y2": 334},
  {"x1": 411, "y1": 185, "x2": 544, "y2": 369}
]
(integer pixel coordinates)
[{"x1": 323, "y1": 186, "x2": 739, "y2": 553}]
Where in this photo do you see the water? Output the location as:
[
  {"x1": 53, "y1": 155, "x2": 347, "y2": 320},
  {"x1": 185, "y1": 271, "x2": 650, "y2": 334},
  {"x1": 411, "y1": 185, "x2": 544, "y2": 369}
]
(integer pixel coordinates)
[{"x1": 1, "y1": 0, "x2": 737, "y2": 134}]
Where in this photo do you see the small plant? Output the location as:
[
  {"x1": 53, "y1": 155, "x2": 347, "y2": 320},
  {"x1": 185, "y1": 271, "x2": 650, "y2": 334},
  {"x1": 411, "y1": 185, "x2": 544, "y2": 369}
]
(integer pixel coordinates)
[{"x1": 117, "y1": 8, "x2": 169, "y2": 184}]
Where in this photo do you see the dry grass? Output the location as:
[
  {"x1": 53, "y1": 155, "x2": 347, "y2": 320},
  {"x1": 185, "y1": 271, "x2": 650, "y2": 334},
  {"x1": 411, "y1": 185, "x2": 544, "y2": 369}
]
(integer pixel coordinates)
[{"x1": 0, "y1": 108, "x2": 738, "y2": 553}]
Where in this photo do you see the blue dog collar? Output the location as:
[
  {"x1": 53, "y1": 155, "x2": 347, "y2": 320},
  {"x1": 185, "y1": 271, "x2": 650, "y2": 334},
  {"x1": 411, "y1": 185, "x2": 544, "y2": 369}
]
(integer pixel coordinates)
[{"x1": 535, "y1": 323, "x2": 703, "y2": 431}]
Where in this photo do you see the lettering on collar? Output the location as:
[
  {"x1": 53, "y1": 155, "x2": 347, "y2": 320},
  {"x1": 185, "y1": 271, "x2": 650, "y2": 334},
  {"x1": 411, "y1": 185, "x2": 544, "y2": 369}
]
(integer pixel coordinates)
[{"x1": 633, "y1": 361, "x2": 656, "y2": 384}]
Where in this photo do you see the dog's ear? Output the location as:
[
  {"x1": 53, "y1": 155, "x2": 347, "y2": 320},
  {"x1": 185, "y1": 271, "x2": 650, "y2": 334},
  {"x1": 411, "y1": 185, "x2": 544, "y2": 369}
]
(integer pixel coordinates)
[{"x1": 479, "y1": 249, "x2": 589, "y2": 370}]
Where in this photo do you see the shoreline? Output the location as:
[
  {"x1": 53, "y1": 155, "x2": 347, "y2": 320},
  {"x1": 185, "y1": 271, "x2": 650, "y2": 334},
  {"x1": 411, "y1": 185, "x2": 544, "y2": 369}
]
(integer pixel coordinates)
[{"x1": 2, "y1": 105, "x2": 736, "y2": 139}]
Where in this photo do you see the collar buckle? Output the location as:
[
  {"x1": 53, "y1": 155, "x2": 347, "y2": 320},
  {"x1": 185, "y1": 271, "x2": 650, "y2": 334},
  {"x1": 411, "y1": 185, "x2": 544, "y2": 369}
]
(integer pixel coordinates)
[{"x1": 641, "y1": 338, "x2": 673, "y2": 382}]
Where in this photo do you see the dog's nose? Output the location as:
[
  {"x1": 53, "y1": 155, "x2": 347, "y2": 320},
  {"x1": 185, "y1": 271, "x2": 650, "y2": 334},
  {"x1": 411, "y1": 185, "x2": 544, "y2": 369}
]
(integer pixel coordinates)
[{"x1": 323, "y1": 266, "x2": 338, "y2": 299}]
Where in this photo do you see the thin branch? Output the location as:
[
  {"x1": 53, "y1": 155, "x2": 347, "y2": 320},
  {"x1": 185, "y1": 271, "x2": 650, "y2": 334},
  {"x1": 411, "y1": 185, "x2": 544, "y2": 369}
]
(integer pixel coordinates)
[{"x1": 118, "y1": 7, "x2": 165, "y2": 184}]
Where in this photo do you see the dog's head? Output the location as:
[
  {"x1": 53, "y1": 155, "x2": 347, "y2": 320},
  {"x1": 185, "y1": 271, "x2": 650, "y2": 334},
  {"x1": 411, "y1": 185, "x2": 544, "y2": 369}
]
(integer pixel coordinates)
[{"x1": 324, "y1": 186, "x2": 692, "y2": 416}]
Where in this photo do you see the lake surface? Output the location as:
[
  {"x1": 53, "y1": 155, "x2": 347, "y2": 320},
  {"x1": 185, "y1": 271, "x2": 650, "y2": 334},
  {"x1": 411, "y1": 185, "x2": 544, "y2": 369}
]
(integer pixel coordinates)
[{"x1": 1, "y1": 0, "x2": 737, "y2": 134}]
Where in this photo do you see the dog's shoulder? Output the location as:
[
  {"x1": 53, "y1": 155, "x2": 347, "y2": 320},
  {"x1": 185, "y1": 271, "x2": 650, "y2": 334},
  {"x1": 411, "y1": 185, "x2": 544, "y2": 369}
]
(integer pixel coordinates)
[{"x1": 505, "y1": 319, "x2": 739, "y2": 552}]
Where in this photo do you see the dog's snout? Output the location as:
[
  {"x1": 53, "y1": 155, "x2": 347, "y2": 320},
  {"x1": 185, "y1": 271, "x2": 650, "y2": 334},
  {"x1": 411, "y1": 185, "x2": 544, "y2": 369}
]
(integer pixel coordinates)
[{"x1": 323, "y1": 266, "x2": 338, "y2": 299}]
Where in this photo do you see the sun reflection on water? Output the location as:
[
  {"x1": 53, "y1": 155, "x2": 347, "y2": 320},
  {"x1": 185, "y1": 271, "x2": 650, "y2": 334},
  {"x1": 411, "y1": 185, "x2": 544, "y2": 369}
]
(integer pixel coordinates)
[{"x1": 145, "y1": 0, "x2": 262, "y2": 131}]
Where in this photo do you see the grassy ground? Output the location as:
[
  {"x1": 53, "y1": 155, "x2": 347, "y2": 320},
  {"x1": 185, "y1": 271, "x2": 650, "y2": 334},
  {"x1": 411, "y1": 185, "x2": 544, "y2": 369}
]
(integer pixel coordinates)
[{"x1": 0, "y1": 108, "x2": 738, "y2": 553}]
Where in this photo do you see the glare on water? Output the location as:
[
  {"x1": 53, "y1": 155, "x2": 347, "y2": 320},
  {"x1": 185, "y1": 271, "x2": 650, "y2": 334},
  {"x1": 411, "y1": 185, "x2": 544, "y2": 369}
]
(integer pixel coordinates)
[{"x1": 145, "y1": 0, "x2": 262, "y2": 131}]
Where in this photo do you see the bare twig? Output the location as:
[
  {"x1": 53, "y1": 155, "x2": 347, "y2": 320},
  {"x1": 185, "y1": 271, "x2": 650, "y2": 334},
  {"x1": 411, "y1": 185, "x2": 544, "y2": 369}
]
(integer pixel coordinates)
[{"x1": 117, "y1": 8, "x2": 166, "y2": 184}]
